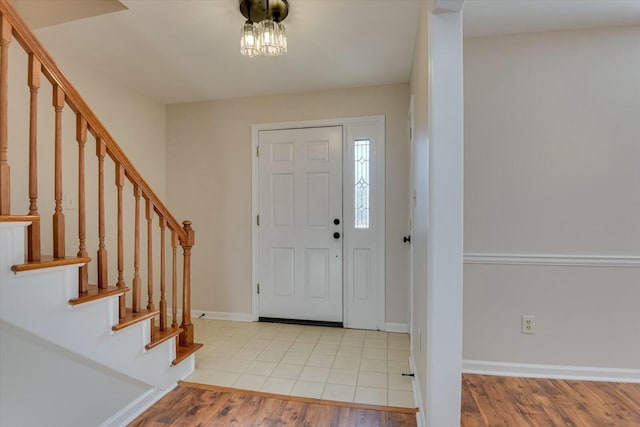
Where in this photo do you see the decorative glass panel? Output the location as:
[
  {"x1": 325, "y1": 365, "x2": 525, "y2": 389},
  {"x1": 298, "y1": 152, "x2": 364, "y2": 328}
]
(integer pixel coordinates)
[{"x1": 354, "y1": 139, "x2": 370, "y2": 229}]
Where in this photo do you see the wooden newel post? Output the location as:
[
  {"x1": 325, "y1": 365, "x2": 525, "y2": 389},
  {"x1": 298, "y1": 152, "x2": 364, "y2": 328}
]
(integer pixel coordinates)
[
  {"x1": 0, "y1": 16, "x2": 11, "y2": 215},
  {"x1": 179, "y1": 220, "x2": 195, "y2": 347}
]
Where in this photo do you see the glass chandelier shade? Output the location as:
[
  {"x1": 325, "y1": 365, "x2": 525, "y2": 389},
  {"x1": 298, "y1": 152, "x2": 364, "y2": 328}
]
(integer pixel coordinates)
[
  {"x1": 276, "y1": 21, "x2": 287, "y2": 55},
  {"x1": 259, "y1": 19, "x2": 279, "y2": 56},
  {"x1": 240, "y1": 20, "x2": 259, "y2": 57},
  {"x1": 239, "y1": 18, "x2": 287, "y2": 57}
]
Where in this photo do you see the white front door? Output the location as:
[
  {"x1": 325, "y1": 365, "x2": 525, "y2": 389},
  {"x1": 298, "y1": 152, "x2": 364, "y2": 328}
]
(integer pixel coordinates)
[{"x1": 258, "y1": 126, "x2": 343, "y2": 322}]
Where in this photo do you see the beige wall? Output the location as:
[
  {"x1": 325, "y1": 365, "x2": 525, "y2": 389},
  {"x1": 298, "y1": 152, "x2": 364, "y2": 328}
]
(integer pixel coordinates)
[
  {"x1": 166, "y1": 84, "x2": 410, "y2": 323},
  {"x1": 48, "y1": 49, "x2": 167, "y2": 198},
  {"x1": 464, "y1": 26, "x2": 640, "y2": 368}
]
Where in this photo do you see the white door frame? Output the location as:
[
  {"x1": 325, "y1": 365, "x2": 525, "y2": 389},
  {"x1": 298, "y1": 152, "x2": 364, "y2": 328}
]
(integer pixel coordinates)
[{"x1": 251, "y1": 116, "x2": 386, "y2": 329}]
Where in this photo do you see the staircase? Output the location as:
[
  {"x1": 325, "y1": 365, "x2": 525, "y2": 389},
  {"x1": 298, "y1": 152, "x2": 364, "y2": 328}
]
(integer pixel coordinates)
[{"x1": 0, "y1": 0, "x2": 201, "y2": 424}]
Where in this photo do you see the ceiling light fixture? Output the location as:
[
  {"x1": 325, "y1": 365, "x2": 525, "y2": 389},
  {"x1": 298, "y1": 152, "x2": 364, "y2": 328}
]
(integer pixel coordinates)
[{"x1": 239, "y1": 0, "x2": 289, "y2": 57}]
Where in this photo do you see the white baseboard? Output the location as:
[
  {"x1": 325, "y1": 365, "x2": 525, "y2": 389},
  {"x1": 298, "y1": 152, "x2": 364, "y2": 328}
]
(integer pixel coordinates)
[
  {"x1": 462, "y1": 360, "x2": 640, "y2": 383},
  {"x1": 385, "y1": 322, "x2": 409, "y2": 333},
  {"x1": 188, "y1": 309, "x2": 253, "y2": 322},
  {"x1": 409, "y1": 354, "x2": 425, "y2": 427},
  {"x1": 100, "y1": 384, "x2": 176, "y2": 427},
  {"x1": 184, "y1": 311, "x2": 403, "y2": 328}
]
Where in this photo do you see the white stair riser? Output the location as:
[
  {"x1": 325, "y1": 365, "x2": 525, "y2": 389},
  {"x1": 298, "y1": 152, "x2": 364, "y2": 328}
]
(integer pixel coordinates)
[{"x1": 0, "y1": 221, "x2": 29, "y2": 272}]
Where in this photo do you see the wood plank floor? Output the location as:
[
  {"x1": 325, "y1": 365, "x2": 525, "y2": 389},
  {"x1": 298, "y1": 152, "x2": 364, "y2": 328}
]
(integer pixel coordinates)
[
  {"x1": 130, "y1": 376, "x2": 640, "y2": 426},
  {"x1": 462, "y1": 374, "x2": 640, "y2": 427},
  {"x1": 129, "y1": 382, "x2": 418, "y2": 426}
]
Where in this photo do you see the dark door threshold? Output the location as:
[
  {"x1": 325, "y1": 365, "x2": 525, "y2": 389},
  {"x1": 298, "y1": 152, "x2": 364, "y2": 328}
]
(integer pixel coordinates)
[{"x1": 259, "y1": 317, "x2": 343, "y2": 328}]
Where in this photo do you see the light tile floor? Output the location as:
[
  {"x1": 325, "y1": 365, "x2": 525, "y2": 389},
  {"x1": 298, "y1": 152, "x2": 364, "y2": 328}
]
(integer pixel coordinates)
[{"x1": 186, "y1": 318, "x2": 415, "y2": 408}]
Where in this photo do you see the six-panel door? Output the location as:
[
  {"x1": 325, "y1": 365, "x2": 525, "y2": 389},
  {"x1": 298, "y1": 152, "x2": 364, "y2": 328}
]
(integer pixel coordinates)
[{"x1": 258, "y1": 126, "x2": 343, "y2": 322}]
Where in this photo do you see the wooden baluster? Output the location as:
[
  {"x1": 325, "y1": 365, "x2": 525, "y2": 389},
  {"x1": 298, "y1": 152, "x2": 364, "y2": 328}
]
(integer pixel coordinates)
[
  {"x1": 132, "y1": 185, "x2": 141, "y2": 313},
  {"x1": 52, "y1": 85, "x2": 65, "y2": 258},
  {"x1": 0, "y1": 16, "x2": 12, "y2": 215},
  {"x1": 159, "y1": 216, "x2": 167, "y2": 331},
  {"x1": 179, "y1": 220, "x2": 195, "y2": 347},
  {"x1": 146, "y1": 198, "x2": 156, "y2": 336},
  {"x1": 76, "y1": 115, "x2": 88, "y2": 293},
  {"x1": 171, "y1": 229, "x2": 178, "y2": 330},
  {"x1": 96, "y1": 138, "x2": 107, "y2": 288},
  {"x1": 27, "y1": 54, "x2": 41, "y2": 261},
  {"x1": 115, "y1": 164, "x2": 125, "y2": 318}
]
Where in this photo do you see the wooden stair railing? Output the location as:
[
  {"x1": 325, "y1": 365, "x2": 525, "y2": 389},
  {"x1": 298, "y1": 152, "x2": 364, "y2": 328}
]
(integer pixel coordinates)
[{"x1": 0, "y1": 0, "x2": 199, "y2": 359}]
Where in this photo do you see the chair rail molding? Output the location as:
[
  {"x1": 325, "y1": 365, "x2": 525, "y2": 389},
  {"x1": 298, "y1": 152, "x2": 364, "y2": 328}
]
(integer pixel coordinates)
[{"x1": 464, "y1": 253, "x2": 640, "y2": 268}]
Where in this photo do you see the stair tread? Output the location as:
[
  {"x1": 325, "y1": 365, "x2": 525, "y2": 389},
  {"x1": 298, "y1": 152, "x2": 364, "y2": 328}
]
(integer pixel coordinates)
[
  {"x1": 0, "y1": 214, "x2": 40, "y2": 223},
  {"x1": 146, "y1": 326, "x2": 183, "y2": 350},
  {"x1": 172, "y1": 342, "x2": 203, "y2": 366},
  {"x1": 69, "y1": 285, "x2": 128, "y2": 306},
  {"x1": 112, "y1": 308, "x2": 159, "y2": 331},
  {"x1": 12, "y1": 255, "x2": 91, "y2": 272}
]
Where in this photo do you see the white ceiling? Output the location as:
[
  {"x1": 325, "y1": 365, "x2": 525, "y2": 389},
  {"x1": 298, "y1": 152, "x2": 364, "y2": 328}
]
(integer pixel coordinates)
[
  {"x1": 35, "y1": 0, "x2": 422, "y2": 104},
  {"x1": 32, "y1": 0, "x2": 640, "y2": 105}
]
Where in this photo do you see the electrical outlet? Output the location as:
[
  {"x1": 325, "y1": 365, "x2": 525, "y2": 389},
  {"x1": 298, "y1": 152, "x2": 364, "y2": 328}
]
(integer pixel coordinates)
[
  {"x1": 521, "y1": 315, "x2": 535, "y2": 334},
  {"x1": 65, "y1": 193, "x2": 76, "y2": 210}
]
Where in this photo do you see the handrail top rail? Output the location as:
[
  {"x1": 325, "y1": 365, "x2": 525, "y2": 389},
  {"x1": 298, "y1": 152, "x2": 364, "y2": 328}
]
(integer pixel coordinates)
[{"x1": 0, "y1": 0, "x2": 187, "y2": 241}]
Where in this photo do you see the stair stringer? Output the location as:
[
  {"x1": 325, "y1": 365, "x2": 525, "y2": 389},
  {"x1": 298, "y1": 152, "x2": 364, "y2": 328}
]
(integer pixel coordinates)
[
  {"x1": 1, "y1": 319, "x2": 155, "y2": 427},
  {"x1": 0, "y1": 222, "x2": 194, "y2": 391}
]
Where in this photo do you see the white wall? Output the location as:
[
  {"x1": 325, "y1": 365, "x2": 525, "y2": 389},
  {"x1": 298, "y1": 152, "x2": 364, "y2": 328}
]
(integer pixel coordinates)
[
  {"x1": 409, "y1": 2, "x2": 430, "y2": 418},
  {"x1": 464, "y1": 26, "x2": 640, "y2": 370},
  {"x1": 166, "y1": 84, "x2": 410, "y2": 324},
  {"x1": 424, "y1": 6, "x2": 464, "y2": 426},
  {"x1": 410, "y1": 1, "x2": 464, "y2": 425},
  {"x1": 0, "y1": 320, "x2": 151, "y2": 427}
]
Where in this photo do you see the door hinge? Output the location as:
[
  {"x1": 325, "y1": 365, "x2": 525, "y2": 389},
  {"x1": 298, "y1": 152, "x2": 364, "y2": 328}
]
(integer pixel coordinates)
[
  {"x1": 257, "y1": 214, "x2": 260, "y2": 226},
  {"x1": 256, "y1": 145, "x2": 259, "y2": 157},
  {"x1": 257, "y1": 283, "x2": 260, "y2": 294}
]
